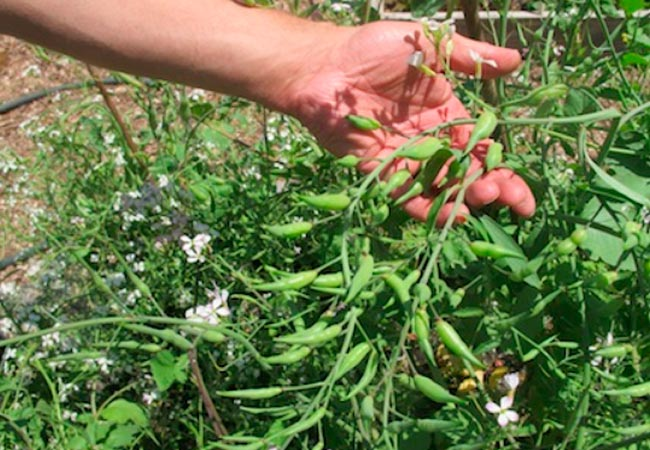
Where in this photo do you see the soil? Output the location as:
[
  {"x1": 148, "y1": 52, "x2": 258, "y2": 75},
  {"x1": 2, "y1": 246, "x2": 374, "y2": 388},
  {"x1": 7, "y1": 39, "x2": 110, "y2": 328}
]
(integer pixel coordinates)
[{"x1": 0, "y1": 36, "x2": 129, "y2": 283}]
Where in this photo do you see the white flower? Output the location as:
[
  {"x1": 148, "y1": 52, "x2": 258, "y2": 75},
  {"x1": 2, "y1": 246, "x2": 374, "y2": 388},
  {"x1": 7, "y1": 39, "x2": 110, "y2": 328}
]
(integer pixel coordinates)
[
  {"x1": 180, "y1": 233, "x2": 212, "y2": 263},
  {"x1": 41, "y1": 331, "x2": 61, "y2": 348},
  {"x1": 185, "y1": 284, "x2": 230, "y2": 325},
  {"x1": 62, "y1": 410, "x2": 78, "y2": 422},
  {"x1": 421, "y1": 18, "x2": 456, "y2": 35},
  {"x1": 468, "y1": 49, "x2": 499, "y2": 69},
  {"x1": 503, "y1": 373, "x2": 520, "y2": 391},
  {"x1": 133, "y1": 261, "x2": 145, "y2": 273},
  {"x1": 142, "y1": 390, "x2": 159, "y2": 405},
  {"x1": 330, "y1": 2, "x2": 352, "y2": 12},
  {"x1": 486, "y1": 396, "x2": 519, "y2": 427},
  {"x1": 157, "y1": 174, "x2": 170, "y2": 189},
  {"x1": 94, "y1": 357, "x2": 112, "y2": 375},
  {"x1": 70, "y1": 216, "x2": 85, "y2": 226},
  {"x1": 126, "y1": 289, "x2": 142, "y2": 305}
]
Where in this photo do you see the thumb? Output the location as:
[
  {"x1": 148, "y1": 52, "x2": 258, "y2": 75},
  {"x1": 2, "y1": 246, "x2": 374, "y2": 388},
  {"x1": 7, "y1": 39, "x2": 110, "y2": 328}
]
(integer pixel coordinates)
[{"x1": 449, "y1": 33, "x2": 521, "y2": 79}]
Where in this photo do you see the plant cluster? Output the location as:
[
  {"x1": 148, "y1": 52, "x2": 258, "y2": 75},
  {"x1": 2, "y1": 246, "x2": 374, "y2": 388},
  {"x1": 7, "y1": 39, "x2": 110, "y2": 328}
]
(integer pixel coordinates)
[{"x1": 1, "y1": 0, "x2": 649, "y2": 449}]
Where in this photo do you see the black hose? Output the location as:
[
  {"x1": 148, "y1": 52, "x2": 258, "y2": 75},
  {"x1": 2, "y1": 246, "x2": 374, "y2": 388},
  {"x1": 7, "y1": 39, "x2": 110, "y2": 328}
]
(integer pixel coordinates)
[
  {"x1": 1, "y1": 76, "x2": 134, "y2": 114},
  {"x1": 0, "y1": 241, "x2": 48, "y2": 271}
]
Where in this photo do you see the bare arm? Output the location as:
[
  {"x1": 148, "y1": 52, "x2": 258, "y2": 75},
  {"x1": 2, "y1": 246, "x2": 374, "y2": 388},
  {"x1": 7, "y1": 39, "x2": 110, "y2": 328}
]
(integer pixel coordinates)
[
  {"x1": 0, "y1": 0, "x2": 534, "y2": 222},
  {"x1": 0, "y1": 0, "x2": 348, "y2": 114}
]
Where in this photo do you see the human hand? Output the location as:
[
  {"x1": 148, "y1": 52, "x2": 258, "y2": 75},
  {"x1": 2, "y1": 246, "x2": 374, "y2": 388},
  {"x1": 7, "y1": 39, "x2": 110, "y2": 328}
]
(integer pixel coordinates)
[{"x1": 286, "y1": 20, "x2": 535, "y2": 225}]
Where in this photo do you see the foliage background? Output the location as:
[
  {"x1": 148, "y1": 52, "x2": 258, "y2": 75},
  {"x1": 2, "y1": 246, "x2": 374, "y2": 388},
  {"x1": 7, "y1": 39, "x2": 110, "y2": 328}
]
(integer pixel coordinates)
[{"x1": 0, "y1": 0, "x2": 649, "y2": 449}]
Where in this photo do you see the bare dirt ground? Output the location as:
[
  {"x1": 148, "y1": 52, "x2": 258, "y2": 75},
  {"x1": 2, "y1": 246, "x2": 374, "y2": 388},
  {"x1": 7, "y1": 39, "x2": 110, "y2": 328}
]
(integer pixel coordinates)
[{"x1": 0, "y1": 36, "x2": 126, "y2": 283}]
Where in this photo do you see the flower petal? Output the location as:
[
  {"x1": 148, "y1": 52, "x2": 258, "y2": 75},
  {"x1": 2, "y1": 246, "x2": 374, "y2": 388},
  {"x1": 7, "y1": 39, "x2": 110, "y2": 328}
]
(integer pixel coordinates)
[
  {"x1": 505, "y1": 410, "x2": 519, "y2": 423},
  {"x1": 497, "y1": 413, "x2": 509, "y2": 427},
  {"x1": 503, "y1": 373, "x2": 520, "y2": 390},
  {"x1": 500, "y1": 396, "x2": 513, "y2": 410},
  {"x1": 485, "y1": 401, "x2": 501, "y2": 414}
]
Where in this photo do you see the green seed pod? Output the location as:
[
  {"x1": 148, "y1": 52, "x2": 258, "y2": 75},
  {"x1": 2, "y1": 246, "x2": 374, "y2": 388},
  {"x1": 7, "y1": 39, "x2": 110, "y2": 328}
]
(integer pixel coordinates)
[
  {"x1": 594, "y1": 344, "x2": 629, "y2": 359},
  {"x1": 371, "y1": 204, "x2": 390, "y2": 225},
  {"x1": 399, "y1": 138, "x2": 444, "y2": 161},
  {"x1": 189, "y1": 182, "x2": 211, "y2": 203},
  {"x1": 395, "y1": 181, "x2": 424, "y2": 206},
  {"x1": 312, "y1": 272, "x2": 344, "y2": 289},
  {"x1": 300, "y1": 193, "x2": 351, "y2": 211},
  {"x1": 593, "y1": 271, "x2": 618, "y2": 289},
  {"x1": 346, "y1": 114, "x2": 382, "y2": 131},
  {"x1": 335, "y1": 342, "x2": 372, "y2": 381},
  {"x1": 253, "y1": 270, "x2": 319, "y2": 292},
  {"x1": 264, "y1": 346, "x2": 311, "y2": 365},
  {"x1": 413, "y1": 283, "x2": 432, "y2": 303},
  {"x1": 217, "y1": 387, "x2": 283, "y2": 399},
  {"x1": 415, "y1": 419, "x2": 460, "y2": 432},
  {"x1": 556, "y1": 238, "x2": 577, "y2": 255},
  {"x1": 469, "y1": 241, "x2": 524, "y2": 260},
  {"x1": 601, "y1": 381, "x2": 650, "y2": 398},
  {"x1": 414, "y1": 310, "x2": 436, "y2": 368},
  {"x1": 395, "y1": 373, "x2": 416, "y2": 390},
  {"x1": 570, "y1": 228, "x2": 588, "y2": 246},
  {"x1": 124, "y1": 324, "x2": 193, "y2": 351},
  {"x1": 382, "y1": 169, "x2": 412, "y2": 196},
  {"x1": 180, "y1": 326, "x2": 226, "y2": 344},
  {"x1": 403, "y1": 270, "x2": 421, "y2": 288},
  {"x1": 413, "y1": 374, "x2": 462, "y2": 404},
  {"x1": 387, "y1": 419, "x2": 415, "y2": 434},
  {"x1": 343, "y1": 351, "x2": 378, "y2": 400},
  {"x1": 360, "y1": 395, "x2": 375, "y2": 421},
  {"x1": 117, "y1": 340, "x2": 164, "y2": 353},
  {"x1": 275, "y1": 324, "x2": 342, "y2": 346},
  {"x1": 322, "y1": 288, "x2": 373, "y2": 300},
  {"x1": 435, "y1": 319, "x2": 485, "y2": 369},
  {"x1": 201, "y1": 330, "x2": 227, "y2": 344},
  {"x1": 466, "y1": 110, "x2": 498, "y2": 152},
  {"x1": 525, "y1": 83, "x2": 569, "y2": 106},
  {"x1": 264, "y1": 222, "x2": 313, "y2": 239},
  {"x1": 484, "y1": 142, "x2": 503, "y2": 171},
  {"x1": 345, "y1": 254, "x2": 374, "y2": 303},
  {"x1": 337, "y1": 155, "x2": 361, "y2": 168},
  {"x1": 383, "y1": 273, "x2": 410, "y2": 304},
  {"x1": 279, "y1": 407, "x2": 327, "y2": 437}
]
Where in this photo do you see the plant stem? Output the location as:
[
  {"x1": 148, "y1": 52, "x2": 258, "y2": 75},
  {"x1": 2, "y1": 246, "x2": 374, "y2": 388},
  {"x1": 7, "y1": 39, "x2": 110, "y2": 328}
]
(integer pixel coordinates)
[{"x1": 188, "y1": 347, "x2": 228, "y2": 437}]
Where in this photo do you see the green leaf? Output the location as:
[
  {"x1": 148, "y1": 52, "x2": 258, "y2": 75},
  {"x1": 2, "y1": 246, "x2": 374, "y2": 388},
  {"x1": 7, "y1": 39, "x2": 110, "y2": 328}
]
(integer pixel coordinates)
[
  {"x1": 586, "y1": 156, "x2": 650, "y2": 208},
  {"x1": 104, "y1": 424, "x2": 140, "y2": 448},
  {"x1": 579, "y1": 198, "x2": 634, "y2": 270},
  {"x1": 621, "y1": 52, "x2": 649, "y2": 67},
  {"x1": 101, "y1": 399, "x2": 148, "y2": 428},
  {"x1": 620, "y1": 0, "x2": 644, "y2": 15},
  {"x1": 150, "y1": 351, "x2": 188, "y2": 392},
  {"x1": 150, "y1": 351, "x2": 177, "y2": 392}
]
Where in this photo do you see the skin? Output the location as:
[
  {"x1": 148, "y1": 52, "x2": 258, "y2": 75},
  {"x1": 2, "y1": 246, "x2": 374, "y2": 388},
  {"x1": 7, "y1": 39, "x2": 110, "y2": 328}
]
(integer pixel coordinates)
[{"x1": 0, "y1": 0, "x2": 535, "y2": 224}]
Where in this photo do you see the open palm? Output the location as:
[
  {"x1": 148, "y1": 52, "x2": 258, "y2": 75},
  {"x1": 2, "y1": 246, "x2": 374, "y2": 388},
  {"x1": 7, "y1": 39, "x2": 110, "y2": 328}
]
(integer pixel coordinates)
[{"x1": 291, "y1": 21, "x2": 535, "y2": 224}]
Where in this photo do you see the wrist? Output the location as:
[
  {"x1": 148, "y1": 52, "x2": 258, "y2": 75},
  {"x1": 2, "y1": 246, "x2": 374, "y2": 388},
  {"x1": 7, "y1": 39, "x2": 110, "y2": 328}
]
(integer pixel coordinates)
[{"x1": 253, "y1": 20, "x2": 353, "y2": 116}]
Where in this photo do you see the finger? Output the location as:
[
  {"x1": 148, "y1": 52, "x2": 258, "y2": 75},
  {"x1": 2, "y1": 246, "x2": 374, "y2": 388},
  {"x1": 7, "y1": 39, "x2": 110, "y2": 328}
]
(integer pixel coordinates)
[
  {"x1": 489, "y1": 169, "x2": 536, "y2": 217},
  {"x1": 435, "y1": 202, "x2": 470, "y2": 228},
  {"x1": 465, "y1": 178, "x2": 500, "y2": 207},
  {"x1": 450, "y1": 34, "x2": 521, "y2": 79},
  {"x1": 494, "y1": 171, "x2": 527, "y2": 207}
]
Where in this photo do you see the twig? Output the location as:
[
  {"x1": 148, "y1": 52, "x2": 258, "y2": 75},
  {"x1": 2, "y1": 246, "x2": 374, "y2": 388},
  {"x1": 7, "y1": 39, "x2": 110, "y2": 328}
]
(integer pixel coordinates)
[
  {"x1": 85, "y1": 64, "x2": 148, "y2": 172},
  {"x1": 188, "y1": 347, "x2": 228, "y2": 437}
]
